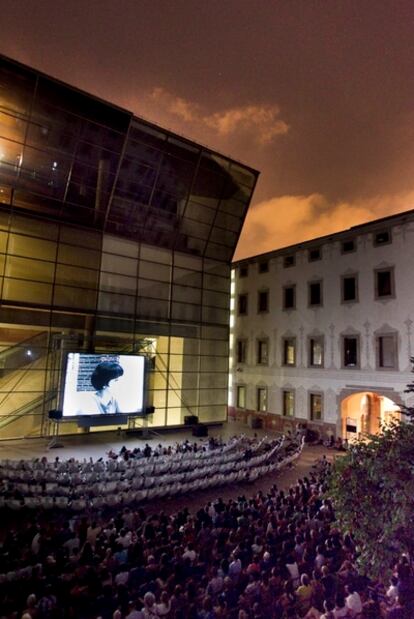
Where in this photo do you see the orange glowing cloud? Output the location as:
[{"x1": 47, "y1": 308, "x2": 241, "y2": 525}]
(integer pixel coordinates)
[
  {"x1": 234, "y1": 191, "x2": 414, "y2": 261},
  {"x1": 147, "y1": 87, "x2": 289, "y2": 146}
]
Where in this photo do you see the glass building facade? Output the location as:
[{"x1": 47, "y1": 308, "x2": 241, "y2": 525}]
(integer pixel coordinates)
[{"x1": 0, "y1": 54, "x2": 258, "y2": 439}]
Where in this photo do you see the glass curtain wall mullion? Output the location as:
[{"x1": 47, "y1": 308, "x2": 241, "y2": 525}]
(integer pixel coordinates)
[{"x1": 102, "y1": 115, "x2": 133, "y2": 229}]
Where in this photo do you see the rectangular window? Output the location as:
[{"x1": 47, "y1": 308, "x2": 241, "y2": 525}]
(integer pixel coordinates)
[
  {"x1": 309, "y1": 281, "x2": 322, "y2": 306},
  {"x1": 236, "y1": 339, "x2": 247, "y2": 364},
  {"x1": 283, "y1": 255, "x2": 295, "y2": 268},
  {"x1": 239, "y1": 265, "x2": 248, "y2": 278},
  {"x1": 257, "y1": 339, "x2": 269, "y2": 365},
  {"x1": 377, "y1": 334, "x2": 397, "y2": 369},
  {"x1": 237, "y1": 385, "x2": 246, "y2": 408},
  {"x1": 283, "y1": 285, "x2": 296, "y2": 310},
  {"x1": 343, "y1": 336, "x2": 359, "y2": 368},
  {"x1": 310, "y1": 393, "x2": 322, "y2": 421},
  {"x1": 238, "y1": 293, "x2": 248, "y2": 314},
  {"x1": 257, "y1": 387, "x2": 268, "y2": 412},
  {"x1": 374, "y1": 230, "x2": 391, "y2": 246},
  {"x1": 375, "y1": 268, "x2": 394, "y2": 298},
  {"x1": 342, "y1": 275, "x2": 358, "y2": 302},
  {"x1": 283, "y1": 337, "x2": 296, "y2": 366},
  {"x1": 258, "y1": 290, "x2": 269, "y2": 313},
  {"x1": 258, "y1": 261, "x2": 269, "y2": 273},
  {"x1": 308, "y1": 247, "x2": 321, "y2": 262},
  {"x1": 283, "y1": 390, "x2": 294, "y2": 416},
  {"x1": 341, "y1": 239, "x2": 355, "y2": 253},
  {"x1": 309, "y1": 337, "x2": 324, "y2": 367}
]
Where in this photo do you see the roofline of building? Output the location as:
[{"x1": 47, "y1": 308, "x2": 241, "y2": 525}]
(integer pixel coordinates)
[
  {"x1": 1, "y1": 53, "x2": 260, "y2": 176},
  {"x1": 233, "y1": 207, "x2": 414, "y2": 265}
]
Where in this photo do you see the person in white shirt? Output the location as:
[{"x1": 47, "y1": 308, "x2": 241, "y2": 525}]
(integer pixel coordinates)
[
  {"x1": 386, "y1": 575, "x2": 399, "y2": 606},
  {"x1": 345, "y1": 584, "x2": 363, "y2": 617},
  {"x1": 182, "y1": 543, "x2": 197, "y2": 563}
]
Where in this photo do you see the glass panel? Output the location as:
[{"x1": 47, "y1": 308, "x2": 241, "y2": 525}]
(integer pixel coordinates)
[
  {"x1": 202, "y1": 306, "x2": 229, "y2": 324},
  {"x1": 103, "y1": 234, "x2": 138, "y2": 258},
  {"x1": 201, "y1": 325, "x2": 229, "y2": 340},
  {"x1": 200, "y1": 339, "x2": 228, "y2": 356},
  {"x1": 171, "y1": 302, "x2": 201, "y2": 322},
  {"x1": 199, "y1": 405, "x2": 226, "y2": 423},
  {"x1": 204, "y1": 259, "x2": 230, "y2": 278},
  {"x1": 97, "y1": 292, "x2": 136, "y2": 315},
  {"x1": 139, "y1": 260, "x2": 170, "y2": 282},
  {"x1": 138, "y1": 279, "x2": 170, "y2": 300},
  {"x1": 99, "y1": 272, "x2": 137, "y2": 294},
  {"x1": 204, "y1": 273, "x2": 229, "y2": 292},
  {"x1": 5, "y1": 255, "x2": 55, "y2": 282},
  {"x1": 182, "y1": 217, "x2": 211, "y2": 240},
  {"x1": 229, "y1": 162, "x2": 256, "y2": 188},
  {"x1": 53, "y1": 285, "x2": 97, "y2": 309},
  {"x1": 25, "y1": 118, "x2": 78, "y2": 154},
  {"x1": 0, "y1": 230, "x2": 8, "y2": 252},
  {"x1": 36, "y1": 76, "x2": 130, "y2": 133},
  {"x1": 58, "y1": 243, "x2": 100, "y2": 268},
  {"x1": 209, "y1": 226, "x2": 238, "y2": 247},
  {"x1": 214, "y1": 209, "x2": 242, "y2": 232},
  {"x1": 219, "y1": 197, "x2": 246, "y2": 217},
  {"x1": 11, "y1": 214, "x2": 58, "y2": 240},
  {"x1": 140, "y1": 244, "x2": 172, "y2": 264},
  {"x1": 3, "y1": 277, "x2": 53, "y2": 304},
  {"x1": 138, "y1": 297, "x2": 169, "y2": 319},
  {"x1": 55, "y1": 264, "x2": 98, "y2": 289},
  {"x1": 200, "y1": 356, "x2": 228, "y2": 372},
  {"x1": 0, "y1": 59, "x2": 36, "y2": 116},
  {"x1": 172, "y1": 267, "x2": 202, "y2": 287},
  {"x1": 8, "y1": 233, "x2": 57, "y2": 260},
  {"x1": 0, "y1": 110, "x2": 27, "y2": 142},
  {"x1": 199, "y1": 388, "x2": 227, "y2": 406},
  {"x1": 60, "y1": 226, "x2": 102, "y2": 249},
  {"x1": 185, "y1": 201, "x2": 216, "y2": 224},
  {"x1": 204, "y1": 242, "x2": 232, "y2": 261},
  {"x1": 200, "y1": 373, "x2": 228, "y2": 389},
  {"x1": 172, "y1": 284, "x2": 202, "y2": 305},
  {"x1": 159, "y1": 154, "x2": 195, "y2": 196},
  {"x1": 20, "y1": 145, "x2": 71, "y2": 199},
  {"x1": 202, "y1": 289, "x2": 230, "y2": 309},
  {"x1": 173, "y1": 253, "x2": 203, "y2": 271},
  {"x1": 101, "y1": 253, "x2": 137, "y2": 276},
  {"x1": 0, "y1": 185, "x2": 11, "y2": 205},
  {"x1": 0, "y1": 137, "x2": 24, "y2": 183}
]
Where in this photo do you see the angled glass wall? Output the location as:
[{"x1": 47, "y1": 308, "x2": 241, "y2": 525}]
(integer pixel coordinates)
[{"x1": 0, "y1": 54, "x2": 258, "y2": 439}]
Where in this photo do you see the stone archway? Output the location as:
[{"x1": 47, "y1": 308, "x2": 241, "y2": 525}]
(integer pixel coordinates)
[{"x1": 340, "y1": 391, "x2": 401, "y2": 441}]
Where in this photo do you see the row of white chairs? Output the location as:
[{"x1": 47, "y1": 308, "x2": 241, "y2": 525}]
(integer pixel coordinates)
[
  {"x1": 0, "y1": 437, "x2": 286, "y2": 499},
  {"x1": 0, "y1": 442, "x2": 304, "y2": 513}
]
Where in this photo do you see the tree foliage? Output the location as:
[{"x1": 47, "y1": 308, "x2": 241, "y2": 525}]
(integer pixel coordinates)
[{"x1": 328, "y1": 365, "x2": 414, "y2": 580}]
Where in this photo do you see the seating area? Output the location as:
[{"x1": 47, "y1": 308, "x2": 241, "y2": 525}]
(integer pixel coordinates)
[
  {"x1": 0, "y1": 434, "x2": 304, "y2": 512},
  {"x1": 0, "y1": 431, "x2": 412, "y2": 619}
]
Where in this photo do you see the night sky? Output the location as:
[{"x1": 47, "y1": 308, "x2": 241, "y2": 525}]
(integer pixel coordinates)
[{"x1": 2, "y1": 0, "x2": 414, "y2": 259}]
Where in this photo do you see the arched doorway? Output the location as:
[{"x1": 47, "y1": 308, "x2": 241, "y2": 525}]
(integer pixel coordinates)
[{"x1": 340, "y1": 391, "x2": 401, "y2": 441}]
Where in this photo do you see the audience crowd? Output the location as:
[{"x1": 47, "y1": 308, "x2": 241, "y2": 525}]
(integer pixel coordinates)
[{"x1": 0, "y1": 436, "x2": 412, "y2": 619}]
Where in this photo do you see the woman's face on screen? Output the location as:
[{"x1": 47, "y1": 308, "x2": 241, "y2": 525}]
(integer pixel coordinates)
[{"x1": 107, "y1": 377, "x2": 120, "y2": 389}]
